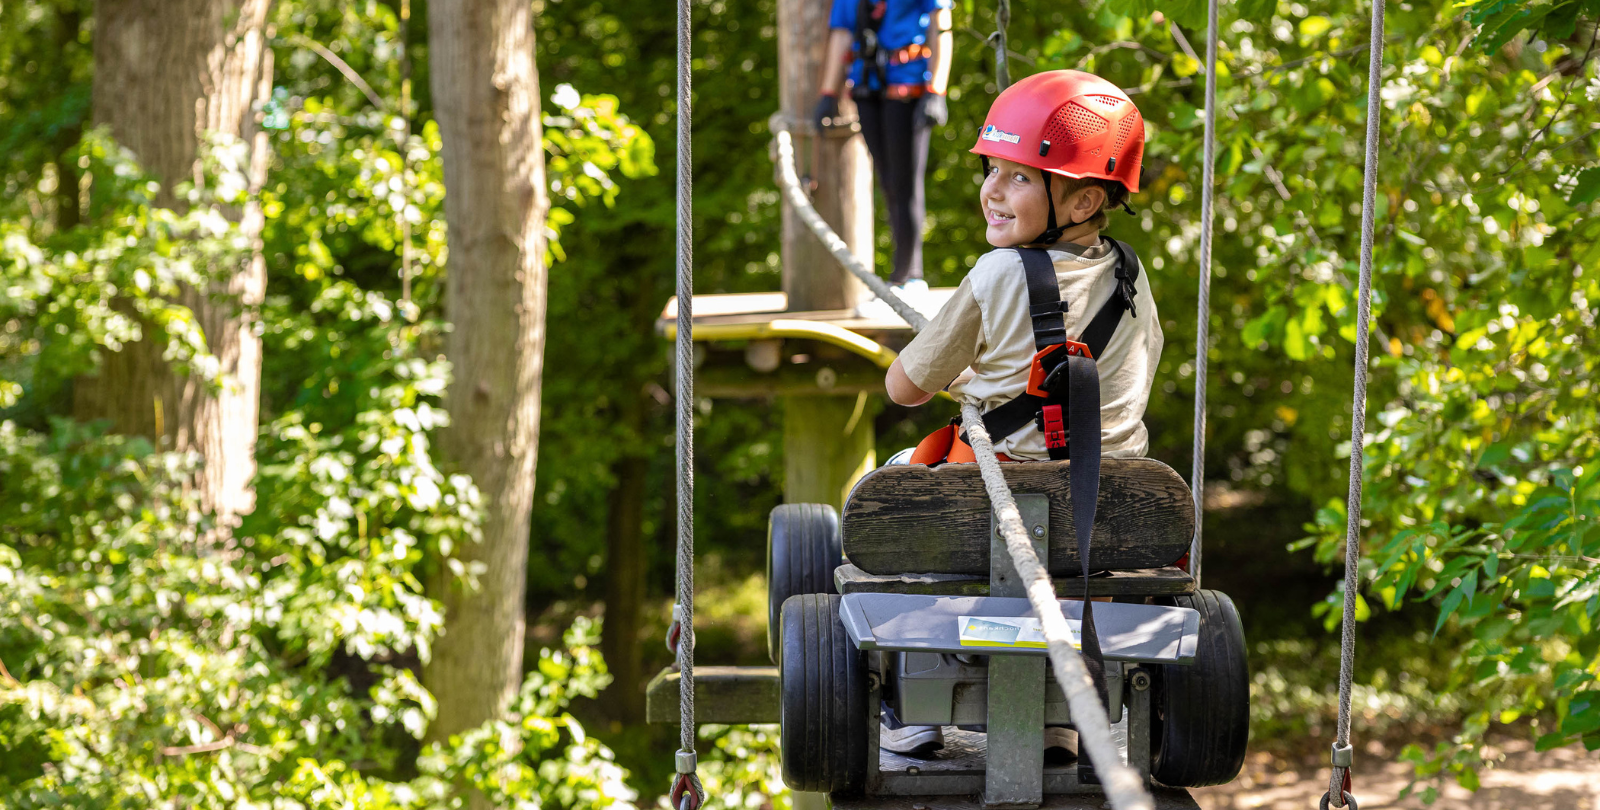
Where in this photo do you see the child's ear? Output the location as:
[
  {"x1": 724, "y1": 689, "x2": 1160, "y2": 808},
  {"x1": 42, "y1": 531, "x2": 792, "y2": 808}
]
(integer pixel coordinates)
[{"x1": 1070, "y1": 185, "x2": 1107, "y2": 222}]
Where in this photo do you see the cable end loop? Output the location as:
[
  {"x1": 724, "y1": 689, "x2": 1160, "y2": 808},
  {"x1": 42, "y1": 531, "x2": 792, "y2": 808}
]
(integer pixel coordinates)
[
  {"x1": 1319, "y1": 791, "x2": 1358, "y2": 810},
  {"x1": 669, "y1": 761, "x2": 706, "y2": 810}
]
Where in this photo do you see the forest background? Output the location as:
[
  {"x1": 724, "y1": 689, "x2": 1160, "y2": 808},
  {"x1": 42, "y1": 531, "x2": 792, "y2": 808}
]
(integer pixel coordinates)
[{"x1": 0, "y1": 0, "x2": 1597, "y2": 807}]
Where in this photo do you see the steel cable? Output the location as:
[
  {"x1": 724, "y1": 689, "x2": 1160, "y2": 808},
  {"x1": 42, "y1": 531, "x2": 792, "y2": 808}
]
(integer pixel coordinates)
[
  {"x1": 674, "y1": 0, "x2": 703, "y2": 800},
  {"x1": 1189, "y1": 0, "x2": 1219, "y2": 590},
  {"x1": 1329, "y1": 0, "x2": 1386, "y2": 806}
]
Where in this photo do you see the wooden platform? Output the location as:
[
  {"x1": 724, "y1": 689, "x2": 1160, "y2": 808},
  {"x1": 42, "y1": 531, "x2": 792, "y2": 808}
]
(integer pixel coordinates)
[
  {"x1": 645, "y1": 665, "x2": 778, "y2": 724},
  {"x1": 657, "y1": 289, "x2": 955, "y2": 338}
]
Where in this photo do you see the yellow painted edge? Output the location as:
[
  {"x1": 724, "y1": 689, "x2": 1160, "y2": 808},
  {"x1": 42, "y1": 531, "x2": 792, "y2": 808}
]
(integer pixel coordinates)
[{"x1": 663, "y1": 318, "x2": 952, "y2": 400}]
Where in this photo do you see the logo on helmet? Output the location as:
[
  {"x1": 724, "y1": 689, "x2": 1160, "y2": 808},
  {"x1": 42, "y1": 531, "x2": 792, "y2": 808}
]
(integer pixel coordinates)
[{"x1": 980, "y1": 124, "x2": 1021, "y2": 145}]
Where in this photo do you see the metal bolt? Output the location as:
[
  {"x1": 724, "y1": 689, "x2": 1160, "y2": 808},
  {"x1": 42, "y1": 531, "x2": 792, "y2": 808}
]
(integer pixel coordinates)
[
  {"x1": 1031, "y1": 524, "x2": 1046, "y2": 539},
  {"x1": 1131, "y1": 670, "x2": 1152, "y2": 691},
  {"x1": 907, "y1": 766, "x2": 920, "y2": 776}
]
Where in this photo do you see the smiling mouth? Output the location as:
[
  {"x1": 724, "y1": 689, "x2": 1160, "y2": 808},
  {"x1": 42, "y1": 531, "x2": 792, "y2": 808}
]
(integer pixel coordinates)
[{"x1": 987, "y1": 208, "x2": 1015, "y2": 226}]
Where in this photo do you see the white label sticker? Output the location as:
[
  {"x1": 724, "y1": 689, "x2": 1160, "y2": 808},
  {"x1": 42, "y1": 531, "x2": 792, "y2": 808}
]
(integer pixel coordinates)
[
  {"x1": 957, "y1": 615, "x2": 1080, "y2": 649},
  {"x1": 980, "y1": 124, "x2": 1022, "y2": 145}
]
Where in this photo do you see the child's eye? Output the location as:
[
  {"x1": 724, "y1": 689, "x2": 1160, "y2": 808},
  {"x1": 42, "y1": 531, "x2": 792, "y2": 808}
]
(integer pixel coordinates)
[{"x1": 1013, "y1": 172, "x2": 1029, "y2": 183}]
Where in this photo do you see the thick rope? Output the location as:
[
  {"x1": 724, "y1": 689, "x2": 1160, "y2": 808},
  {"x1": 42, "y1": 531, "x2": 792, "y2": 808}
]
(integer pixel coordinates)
[
  {"x1": 675, "y1": 0, "x2": 700, "y2": 788},
  {"x1": 1189, "y1": 0, "x2": 1219, "y2": 588},
  {"x1": 962, "y1": 404, "x2": 1154, "y2": 810},
  {"x1": 773, "y1": 129, "x2": 929, "y2": 332},
  {"x1": 1330, "y1": 0, "x2": 1386, "y2": 806},
  {"x1": 774, "y1": 117, "x2": 1153, "y2": 810}
]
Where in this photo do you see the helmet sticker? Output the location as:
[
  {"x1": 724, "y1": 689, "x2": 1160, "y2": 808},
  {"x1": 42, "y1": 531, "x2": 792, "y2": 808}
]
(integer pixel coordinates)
[{"x1": 980, "y1": 124, "x2": 1021, "y2": 145}]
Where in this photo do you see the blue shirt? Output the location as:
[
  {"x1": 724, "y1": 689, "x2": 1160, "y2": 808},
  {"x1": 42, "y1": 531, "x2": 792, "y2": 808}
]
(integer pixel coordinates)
[{"x1": 829, "y1": 0, "x2": 950, "y2": 90}]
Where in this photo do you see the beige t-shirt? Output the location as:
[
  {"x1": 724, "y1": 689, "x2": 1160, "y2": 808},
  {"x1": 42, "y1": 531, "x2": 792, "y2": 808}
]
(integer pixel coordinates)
[{"x1": 898, "y1": 240, "x2": 1163, "y2": 459}]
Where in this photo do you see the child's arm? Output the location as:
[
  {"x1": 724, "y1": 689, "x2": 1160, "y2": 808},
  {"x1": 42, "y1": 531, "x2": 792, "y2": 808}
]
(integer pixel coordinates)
[
  {"x1": 886, "y1": 275, "x2": 984, "y2": 406},
  {"x1": 886, "y1": 359, "x2": 937, "y2": 406}
]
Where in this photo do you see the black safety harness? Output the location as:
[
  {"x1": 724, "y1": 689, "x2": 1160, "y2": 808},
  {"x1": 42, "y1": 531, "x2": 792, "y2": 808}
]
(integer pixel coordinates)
[
  {"x1": 959, "y1": 240, "x2": 1142, "y2": 459},
  {"x1": 851, "y1": 0, "x2": 890, "y2": 97},
  {"x1": 965, "y1": 241, "x2": 1143, "y2": 781}
]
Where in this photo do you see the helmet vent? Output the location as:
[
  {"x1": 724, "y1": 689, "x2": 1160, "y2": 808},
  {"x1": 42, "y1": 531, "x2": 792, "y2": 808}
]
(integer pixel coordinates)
[
  {"x1": 1043, "y1": 101, "x2": 1107, "y2": 146},
  {"x1": 1111, "y1": 113, "x2": 1141, "y2": 157},
  {"x1": 1090, "y1": 94, "x2": 1123, "y2": 108}
]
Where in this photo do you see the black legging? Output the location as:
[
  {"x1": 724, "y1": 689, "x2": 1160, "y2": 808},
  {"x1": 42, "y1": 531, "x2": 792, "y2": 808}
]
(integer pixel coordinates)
[{"x1": 856, "y1": 95, "x2": 931, "y2": 284}]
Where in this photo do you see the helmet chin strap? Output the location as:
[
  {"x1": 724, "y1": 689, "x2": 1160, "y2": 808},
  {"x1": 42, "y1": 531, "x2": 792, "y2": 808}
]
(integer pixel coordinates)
[{"x1": 1035, "y1": 173, "x2": 1075, "y2": 245}]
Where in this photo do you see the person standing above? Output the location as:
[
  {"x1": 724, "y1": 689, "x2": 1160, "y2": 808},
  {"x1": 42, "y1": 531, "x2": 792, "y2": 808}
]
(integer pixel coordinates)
[{"x1": 814, "y1": 0, "x2": 953, "y2": 299}]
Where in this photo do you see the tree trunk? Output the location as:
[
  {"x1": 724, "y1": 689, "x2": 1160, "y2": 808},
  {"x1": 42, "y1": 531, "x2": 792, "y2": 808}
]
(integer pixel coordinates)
[
  {"x1": 601, "y1": 449, "x2": 648, "y2": 724},
  {"x1": 424, "y1": 0, "x2": 550, "y2": 761},
  {"x1": 76, "y1": 0, "x2": 273, "y2": 522}
]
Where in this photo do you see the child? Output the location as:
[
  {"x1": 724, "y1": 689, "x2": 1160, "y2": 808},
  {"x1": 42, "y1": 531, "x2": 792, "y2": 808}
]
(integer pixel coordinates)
[
  {"x1": 876, "y1": 69, "x2": 1162, "y2": 759},
  {"x1": 887, "y1": 69, "x2": 1162, "y2": 465}
]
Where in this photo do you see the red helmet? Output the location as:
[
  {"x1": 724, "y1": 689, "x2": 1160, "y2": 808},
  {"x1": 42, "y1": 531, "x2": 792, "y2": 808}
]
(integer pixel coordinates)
[{"x1": 970, "y1": 70, "x2": 1144, "y2": 193}]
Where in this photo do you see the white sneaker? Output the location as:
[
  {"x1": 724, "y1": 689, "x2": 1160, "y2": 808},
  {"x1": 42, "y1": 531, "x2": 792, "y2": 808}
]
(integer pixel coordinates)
[
  {"x1": 881, "y1": 722, "x2": 944, "y2": 758},
  {"x1": 1044, "y1": 727, "x2": 1078, "y2": 765}
]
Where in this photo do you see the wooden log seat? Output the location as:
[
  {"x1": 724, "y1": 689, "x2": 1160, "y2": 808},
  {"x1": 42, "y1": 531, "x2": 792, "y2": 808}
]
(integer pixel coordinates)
[
  {"x1": 832, "y1": 562, "x2": 1196, "y2": 597},
  {"x1": 841, "y1": 458, "x2": 1193, "y2": 576}
]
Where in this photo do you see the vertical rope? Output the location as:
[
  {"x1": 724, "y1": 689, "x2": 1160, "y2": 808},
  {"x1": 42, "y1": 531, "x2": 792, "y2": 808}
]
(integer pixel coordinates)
[
  {"x1": 992, "y1": 0, "x2": 1011, "y2": 90},
  {"x1": 675, "y1": 0, "x2": 697, "y2": 763},
  {"x1": 1189, "y1": 0, "x2": 1220, "y2": 589},
  {"x1": 1330, "y1": 0, "x2": 1386, "y2": 805}
]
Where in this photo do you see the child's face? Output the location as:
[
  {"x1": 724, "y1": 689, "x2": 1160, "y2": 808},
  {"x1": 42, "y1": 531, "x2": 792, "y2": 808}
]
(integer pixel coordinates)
[{"x1": 980, "y1": 158, "x2": 1058, "y2": 247}]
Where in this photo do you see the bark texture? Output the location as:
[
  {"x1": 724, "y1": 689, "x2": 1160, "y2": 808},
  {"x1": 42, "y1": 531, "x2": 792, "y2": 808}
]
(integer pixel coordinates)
[
  {"x1": 424, "y1": 0, "x2": 550, "y2": 752},
  {"x1": 77, "y1": 0, "x2": 272, "y2": 520}
]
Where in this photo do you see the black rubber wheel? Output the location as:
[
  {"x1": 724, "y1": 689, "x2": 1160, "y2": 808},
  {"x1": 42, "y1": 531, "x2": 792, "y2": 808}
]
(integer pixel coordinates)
[
  {"x1": 779, "y1": 593, "x2": 867, "y2": 793},
  {"x1": 766, "y1": 503, "x2": 842, "y2": 664},
  {"x1": 1151, "y1": 589, "x2": 1250, "y2": 787}
]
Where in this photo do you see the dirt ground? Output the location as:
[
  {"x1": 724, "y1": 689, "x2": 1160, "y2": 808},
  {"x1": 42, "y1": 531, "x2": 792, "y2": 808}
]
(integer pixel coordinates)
[{"x1": 1191, "y1": 739, "x2": 1600, "y2": 809}]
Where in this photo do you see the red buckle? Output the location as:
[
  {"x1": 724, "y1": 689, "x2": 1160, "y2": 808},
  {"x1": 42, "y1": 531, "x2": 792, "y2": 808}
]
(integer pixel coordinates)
[
  {"x1": 1025, "y1": 341, "x2": 1095, "y2": 398},
  {"x1": 1038, "y1": 404, "x2": 1067, "y2": 450}
]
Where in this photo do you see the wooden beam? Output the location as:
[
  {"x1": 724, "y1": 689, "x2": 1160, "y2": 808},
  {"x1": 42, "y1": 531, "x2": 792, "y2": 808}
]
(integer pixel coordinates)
[
  {"x1": 842, "y1": 459, "x2": 1195, "y2": 575},
  {"x1": 645, "y1": 665, "x2": 780, "y2": 725},
  {"x1": 697, "y1": 357, "x2": 886, "y2": 398},
  {"x1": 833, "y1": 563, "x2": 1197, "y2": 597}
]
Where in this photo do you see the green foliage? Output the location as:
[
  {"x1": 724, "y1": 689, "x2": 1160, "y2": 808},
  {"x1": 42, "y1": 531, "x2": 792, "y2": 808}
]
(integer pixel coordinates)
[{"x1": 0, "y1": 0, "x2": 654, "y2": 806}]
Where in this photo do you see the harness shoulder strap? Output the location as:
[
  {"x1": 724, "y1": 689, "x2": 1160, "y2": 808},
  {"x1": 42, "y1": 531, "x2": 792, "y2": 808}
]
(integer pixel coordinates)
[
  {"x1": 1078, "y1": 238, "x2": 1142, "y2": 359},
  {"x1": 1015, "y1": 247, "x2": 1067, "y2": 351}
]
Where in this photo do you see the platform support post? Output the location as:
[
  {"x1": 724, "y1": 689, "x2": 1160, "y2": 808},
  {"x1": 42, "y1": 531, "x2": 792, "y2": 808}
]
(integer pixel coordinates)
[
  {"x1": 791, "y1": 792, "x2": 829, "y2": 810},
  {"x1": 783, "y1": 393, "x2": 877, "y2": 510},
  {"x1": 985, "y1": 495, "x2": 1048, "y2": 808},
  {"x1": 776, "y1": 0, "x2": 872, "y2": 313},
  {"x1": 776, "y1": 0, "x2": 876, "y2": 512}
]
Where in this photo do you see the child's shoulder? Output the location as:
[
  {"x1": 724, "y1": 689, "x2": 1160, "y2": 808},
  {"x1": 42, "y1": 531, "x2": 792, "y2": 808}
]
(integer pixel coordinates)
[{"x1": 967, "y1": 247, "x2": 1028, "y2": 285}]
